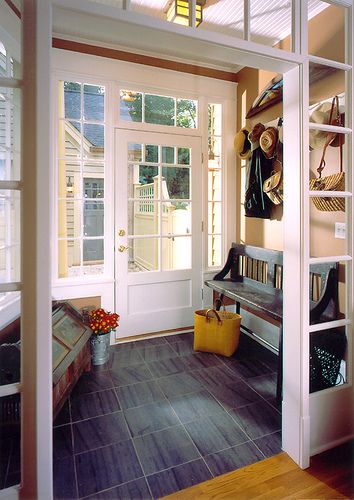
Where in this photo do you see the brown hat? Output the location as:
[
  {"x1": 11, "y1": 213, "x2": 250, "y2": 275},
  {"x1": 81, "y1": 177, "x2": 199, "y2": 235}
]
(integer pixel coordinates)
[
  {"x1": 234, "y1": 127, "x2": 252, "y2": 159},
  {"x1": 249, "y1": 123, "x2": 265, "y2": 151},
  {"x1": 260, "y1": 127, "x2": 278, "y2": 158}
]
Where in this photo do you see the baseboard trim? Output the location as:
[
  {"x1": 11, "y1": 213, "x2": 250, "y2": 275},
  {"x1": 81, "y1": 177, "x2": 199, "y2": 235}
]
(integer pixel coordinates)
[{"x1": 114, "y1": 326, "x2": 194, "y2": 344}]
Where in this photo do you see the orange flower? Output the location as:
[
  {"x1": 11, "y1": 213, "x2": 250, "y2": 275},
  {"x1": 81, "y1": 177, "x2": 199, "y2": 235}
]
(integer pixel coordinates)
[{"x1": 88, "y1": 308, "x2": 120, "y2": 336}]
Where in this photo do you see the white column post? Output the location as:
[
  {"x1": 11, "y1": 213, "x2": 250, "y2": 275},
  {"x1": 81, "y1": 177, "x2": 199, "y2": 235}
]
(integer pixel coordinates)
[{"x1": 21, "y1": 0, "x2": 53, "y2": 498}]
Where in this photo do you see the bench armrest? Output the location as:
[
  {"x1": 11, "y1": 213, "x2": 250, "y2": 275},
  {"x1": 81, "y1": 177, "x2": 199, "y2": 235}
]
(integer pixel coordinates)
[
  {"x1": 213, "y1": 248, "x2": 235, "y2": 281},
  {"x1": 310, "y1": 267, "x2": 339, "y2": 324}
]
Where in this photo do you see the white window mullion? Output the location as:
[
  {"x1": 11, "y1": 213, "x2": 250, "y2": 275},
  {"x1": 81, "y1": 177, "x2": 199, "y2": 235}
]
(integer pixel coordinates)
[{"x1": 21, "y1": 1, "x2": 53, "y2": 497}]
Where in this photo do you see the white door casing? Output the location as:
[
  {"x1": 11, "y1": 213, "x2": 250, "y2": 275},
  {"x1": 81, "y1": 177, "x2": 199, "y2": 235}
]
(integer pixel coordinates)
[{"x1": 115, "y1": 129, "x2": 202, "y2": 337}]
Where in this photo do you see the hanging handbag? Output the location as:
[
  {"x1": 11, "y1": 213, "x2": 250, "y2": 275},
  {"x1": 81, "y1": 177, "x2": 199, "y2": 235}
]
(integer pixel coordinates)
[{"x1": 309, "y1": 96, "x2": 345, "y2": 212}]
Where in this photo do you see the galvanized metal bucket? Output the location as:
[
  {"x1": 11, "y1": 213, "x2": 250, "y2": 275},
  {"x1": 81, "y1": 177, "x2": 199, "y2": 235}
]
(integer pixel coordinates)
[{"x1": 90, "y1": 333, "x2": 110, "y2": 365}]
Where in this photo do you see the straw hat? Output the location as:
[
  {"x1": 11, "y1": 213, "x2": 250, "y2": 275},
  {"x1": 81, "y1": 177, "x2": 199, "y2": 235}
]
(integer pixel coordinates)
[
  {"x1": 249, "y1": 123, "x2": 265, "y2": 151},
  {"x1": 260, "y1": 127, "x2": 278, "y2": 158},
  {"x1": 309, "y1": 101, "x2": 332, "y2": 150},
  {"x1": 234, "y1": 127, "x2": 252, "y2": 159}
]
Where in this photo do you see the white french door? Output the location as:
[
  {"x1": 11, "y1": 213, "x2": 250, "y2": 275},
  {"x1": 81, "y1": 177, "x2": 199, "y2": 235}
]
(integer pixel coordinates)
[{"x1": 115, "y1": 130, "x2": 202, "y2": 337}]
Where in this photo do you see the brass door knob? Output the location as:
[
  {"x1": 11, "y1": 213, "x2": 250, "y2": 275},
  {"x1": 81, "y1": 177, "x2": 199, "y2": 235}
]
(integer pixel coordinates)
[
  {"x1": 118, "y1": 245, "x2": 129, "y2": 253},
  {"x1": 118, "y1": 229, "x2": 126, "y2": 237}
]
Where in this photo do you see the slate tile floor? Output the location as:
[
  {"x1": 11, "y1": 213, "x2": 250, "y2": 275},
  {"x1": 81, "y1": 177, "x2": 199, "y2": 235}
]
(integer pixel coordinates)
[{"x1": 53, "y1": 333, "x2": 281, "y2": 499}]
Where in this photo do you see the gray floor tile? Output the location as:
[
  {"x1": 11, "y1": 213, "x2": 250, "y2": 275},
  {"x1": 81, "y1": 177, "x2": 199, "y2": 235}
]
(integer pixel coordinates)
[
  {"x1": 147, "y1": 459, "x2": 212, "y2": 498},
  {"x1": 169, "y1": 339, "x2": 195, "y2": 356},
  {"x1": 204, "y1": 441, "x2": 264, "y2": 476},
  {"x1": 71, "y1": 372, "x2": 114, "y2": 396},
  {"x1": 185, "y1": 412, "x2": 249, "y2": 456},
  {"x1": 54, "y1": 400, "x2": 71, "y2": 427},
  {"x1": 156, "y1": 372, "x2": 204, "y2": 399},
  {"x1": 209, "y1": 379, "x2": 262, "y2": 411},
  {"x1": 228, "y1": 400, "x2": 281, "y2": 440},
  {"x1": 146, "y1": 356, "x2": 190, "y2": 378},
  {"x1": 70, "y1": 389, "x2": 120, "y2": 422},
  {"x1": 53, "y1": 424, "x2": 73, "y2": 460},
  {"x1": 73, "y1": 412, "x2": 130, "y2": 454},
  {"x1": 169, "y1": 390, "x2": 224, "y2": 423},
  {"x1": 110, "y1": 364, "x2": 153, "y2": 387},
  {"x1": 110, "y1": 349, "x2": 144, "y2": 369},
  {"x1": 134, "y1": 425, "x2": 199, "y2": 475},
  {"x1": 86, "y1": 477, "x2": 152, "y2": 499},
  {"x1": 124, "y1": 400, "x2": 179, "y2": 437},
  {"x1": 247, "y1": 373, "x2": 278, "y2": 400},
  {"x1": 194, "y1": 365, "x2": 241, "y2": 390},
  {"x1": 182, "y1": 352, "x2": 223, "y2": 370},
  {"x1": 116, "y1": 380, "x2": 164, "y2": 409},
  {"x1": 75, "y1": 439, "x2": 143, "y2": 498},
  {"x1": 254, "y1": 431, "x2": 282, "y2": 458},
  {"x1": 53, "y1": 456, "x2": 78, "y2": 499},
  {"x1": 221, "y1": 357, "x2": 274, "y2": 379},
  {"x1": 137, "y1": 343, "x2": 179, "y2": 363}
]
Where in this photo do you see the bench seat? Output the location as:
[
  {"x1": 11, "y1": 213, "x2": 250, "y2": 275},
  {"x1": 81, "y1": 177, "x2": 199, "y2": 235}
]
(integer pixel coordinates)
[{"x1": 206, "y1": 279, "x2": 282, "y2": 323}]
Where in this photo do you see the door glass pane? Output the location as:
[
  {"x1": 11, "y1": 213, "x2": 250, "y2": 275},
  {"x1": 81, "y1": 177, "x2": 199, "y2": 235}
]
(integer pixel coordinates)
[
  {"x1": 0, "y1": 88, "x2": 21, "y2": 181},
  {"x1": 308, "y1": 1, "x2": 345, "y2": 63},
  {"x1": 63, "y1": 82, "x2": 81, "y2": 119},
  {"x1": 309, "y1": 63, "x2": 346, "y2": 115},
  {"x1": 84, "y1": 201, "x2": 104, "y2": 237},
  {"x1": 145, "y1": 95, "x2": 174, "y2": 126},
  {"x1": 162, "y1": 166, "x2": 190, "y2": 199},
  {"x1": 250, "y1": 0, "x2": 292, "y2": 51},
  {"x1": 83, "y1": 124, "x2": 104, "y2": 160},
  {"x1": 208, "y1": 234, "x2": 221, "y2": 267},
  {"x1": 309, "y1": 260, "x2": 347, "y2": 326},
  {"x1": 162, "y1": 202, "x2": 191, "y2": 236},
  {"x1": 58, "y1": 200, "x2": 81, "y2": 239},
  {"x1": 310, "y1": 326, "x2": 347, "y2": 393},
  {"x1": 145, "y1": 145, "x2": 159, "y2": 163},
  {"x1": 83, "y1": 176, "x2": 104, "y2": 199},
  {"x1": 0, "y1": 190, "x2": 20, "y2": 284},
  {"x1": 84, "y1": 84, "x2": 105, "y2": 121},
  {"x1": 177, "y1": 147, "x2": 190, "y2": 165},
  {"x1": 128, "y1": 143, "x2": 142, "y2": 162},
  {"x1": 309, "y1": 131, "x2": 346, "y2": 192},
  {"x1": 120, "y1": 90, "x2": 142, "y2": 123},
  {"x1": 0, "y1": 394, "x2": 21, "y2": 489},
  {"x1": 128, "y1": 238, "x2": 159, "y2": 272},
  {"x1": 162, "y1": 146, "x2": 175, "y2": 164},
  {"x1": 162, "y1": 236, "x2": 191, "y2": 270},
  {"x1": 83, "y1": 239, "x2": 104, "y2": 266},
  {"x1": 58, "y1": 239, "x2": 81, "y2": 278},
  {"x1": 129, "y1": 164, "x2": 158, "y2": 199},
  {"x1": 128, "y1": 200, "x2": 158, "y2": 236},
  {"x1": 60, "y1": 121, "x2": 81, "y2": 158},
  {"x1": 58, "y1": 161, "x2": 80, "y2": 198}
]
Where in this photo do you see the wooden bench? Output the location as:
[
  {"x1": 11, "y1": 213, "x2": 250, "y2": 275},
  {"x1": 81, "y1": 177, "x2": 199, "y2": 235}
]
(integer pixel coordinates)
[{"x1": 205, "y1": 243, "x2": 339, "y2": 400}]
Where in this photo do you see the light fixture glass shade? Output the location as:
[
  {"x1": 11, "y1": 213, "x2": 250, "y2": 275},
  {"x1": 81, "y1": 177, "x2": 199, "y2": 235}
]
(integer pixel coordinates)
[{"x1": 167, "y1": 0, "x2": 203, "y2": 28}]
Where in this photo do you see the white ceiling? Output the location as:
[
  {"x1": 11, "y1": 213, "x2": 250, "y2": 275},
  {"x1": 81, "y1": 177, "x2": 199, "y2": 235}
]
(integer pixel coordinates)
[{"x1": 88, "y1": 0, "x2": 329, "y2": 46}]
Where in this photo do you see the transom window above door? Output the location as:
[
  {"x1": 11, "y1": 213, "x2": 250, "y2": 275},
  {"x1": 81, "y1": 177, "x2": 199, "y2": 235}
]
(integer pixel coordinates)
[{"x1": 120, "y1": 90, "x2": 198, "y2": 129}]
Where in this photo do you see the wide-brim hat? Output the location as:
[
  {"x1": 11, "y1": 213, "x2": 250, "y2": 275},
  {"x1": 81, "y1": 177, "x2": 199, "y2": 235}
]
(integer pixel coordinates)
[
  {"x1": 249, "y1": 123, "x2": 265, "y2": 151},
  {"x1": 260, "y1": 127, "x2": 278, "y2": 158},
  {"x1": 309, "y1": 101, "x2": 345, "y2": 150},
  {"x1": 234, "y1": 126, "x2": 252, "y2": 159},
  {"x1": 309, "y1": 101, "x2": 332, "y2": 150}
]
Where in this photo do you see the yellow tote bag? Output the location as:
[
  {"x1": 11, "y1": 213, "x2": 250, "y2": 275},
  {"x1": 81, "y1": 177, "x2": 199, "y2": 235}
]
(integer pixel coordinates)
[{"x1": 194, "y1": 309, "x2": 242, "y2": 357}]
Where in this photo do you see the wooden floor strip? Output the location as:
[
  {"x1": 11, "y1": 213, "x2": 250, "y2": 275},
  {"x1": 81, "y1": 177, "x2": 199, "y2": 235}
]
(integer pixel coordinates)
[{"x1": 163, "y1": 443, "x2": 354, "y2": 500}]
